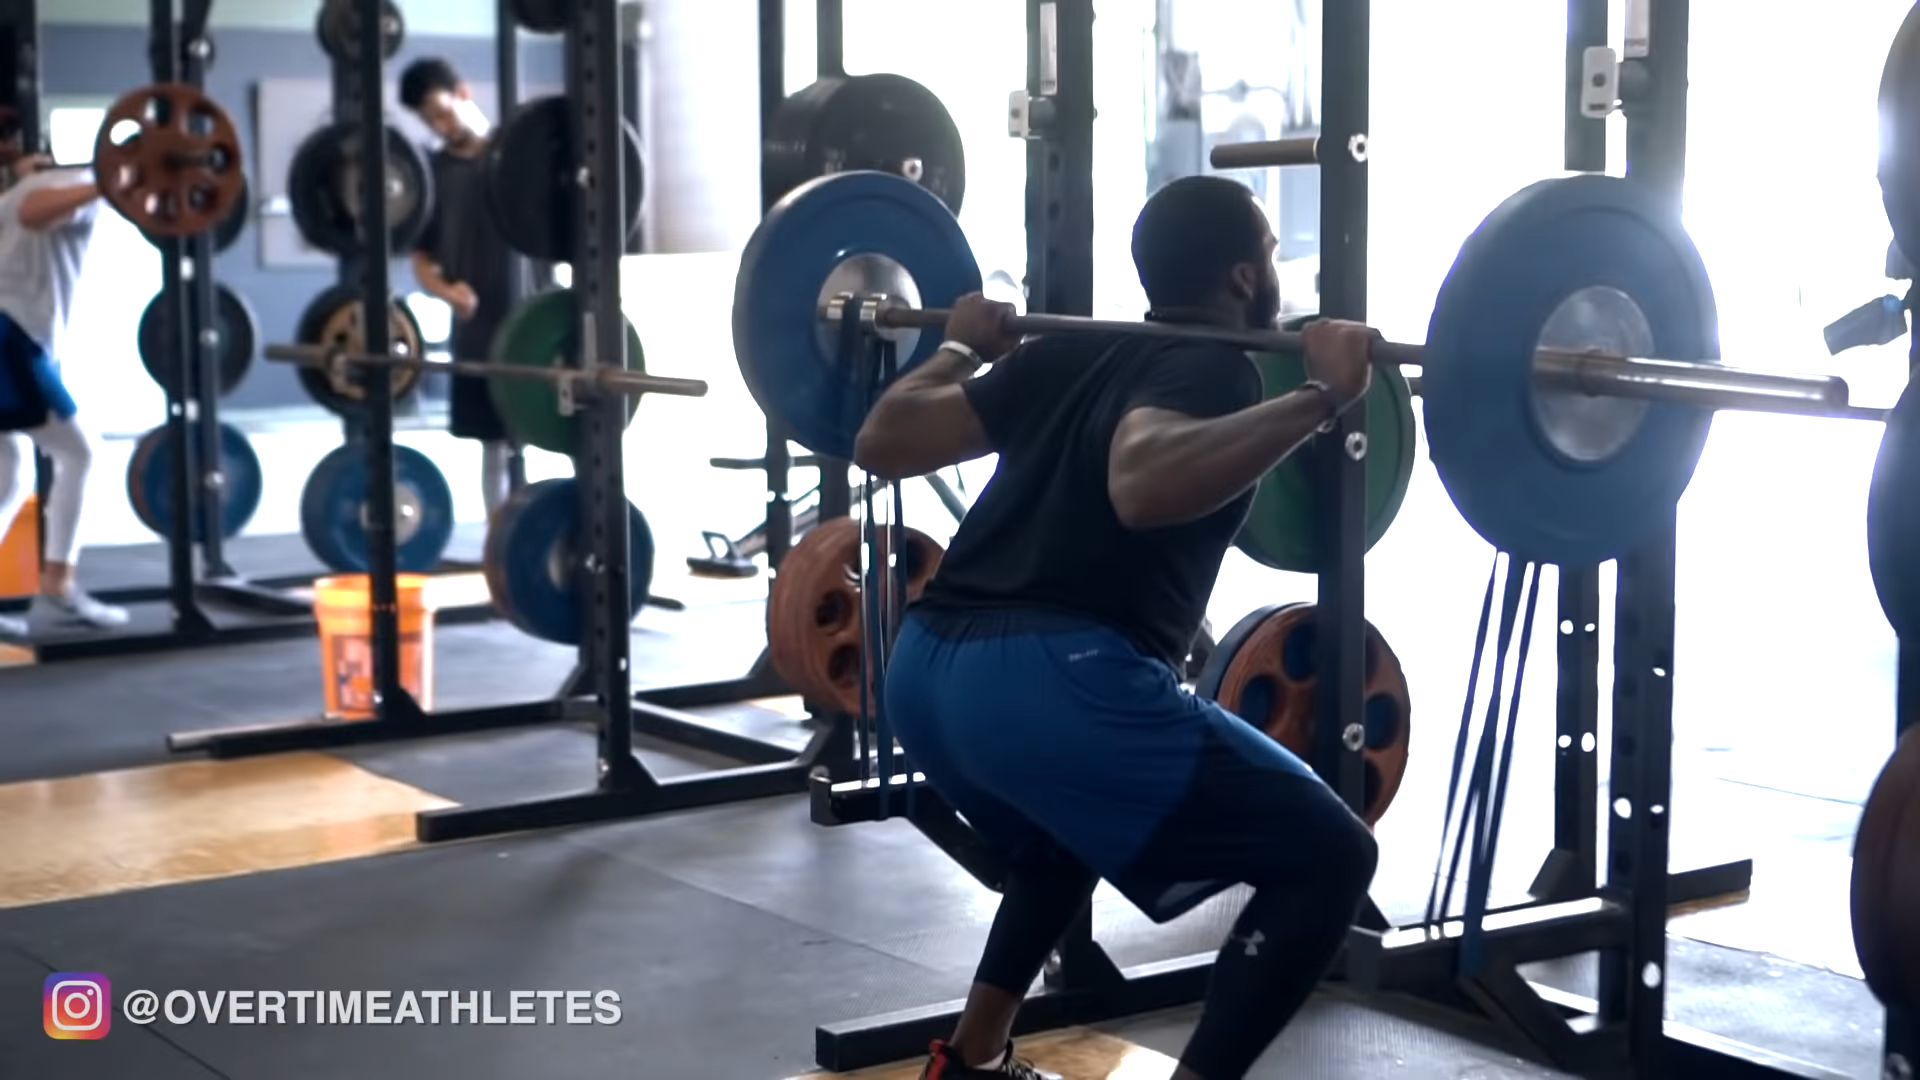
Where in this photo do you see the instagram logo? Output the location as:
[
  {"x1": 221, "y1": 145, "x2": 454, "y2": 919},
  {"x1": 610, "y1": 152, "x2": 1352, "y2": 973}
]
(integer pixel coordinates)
[{"x1": 43, "y1": 973, "x2": 111, "y2": 1039}]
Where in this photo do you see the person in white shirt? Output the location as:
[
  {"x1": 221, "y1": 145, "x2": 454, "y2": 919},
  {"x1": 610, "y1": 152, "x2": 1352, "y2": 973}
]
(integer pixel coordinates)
[{"x1": 0, "y1": 154, "x2": 130, "y2": 636}]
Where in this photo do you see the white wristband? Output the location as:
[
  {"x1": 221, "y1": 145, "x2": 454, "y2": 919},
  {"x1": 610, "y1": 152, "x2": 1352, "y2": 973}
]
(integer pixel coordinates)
[{"x1": 938, "y1": 340, "x2": 984, "y2": 367}]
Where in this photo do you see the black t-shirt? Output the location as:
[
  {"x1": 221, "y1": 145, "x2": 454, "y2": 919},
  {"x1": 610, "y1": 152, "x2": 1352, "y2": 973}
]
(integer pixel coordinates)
[
  {"x1": 415, "y1": 147, "x2": 516, "y2": 352},
  {"x1": 914, "y1": 330, "x2": 1264, "y2": 668}
]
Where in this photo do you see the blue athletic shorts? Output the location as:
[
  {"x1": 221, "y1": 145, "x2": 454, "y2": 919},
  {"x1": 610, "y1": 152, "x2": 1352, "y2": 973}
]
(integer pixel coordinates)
[
  {"x1": 0, "y1": 312, "x2": 76, "y2": 431},
  {"x1": 886, "y1": 608, "x2": 1366, "y2": 923}
]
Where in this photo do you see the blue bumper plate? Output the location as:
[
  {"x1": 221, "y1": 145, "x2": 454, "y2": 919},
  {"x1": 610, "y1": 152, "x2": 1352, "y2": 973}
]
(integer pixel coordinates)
[
  {"x1": 300, "y1": 444, "x2": 456, "y2": 574},
  {"x1": 125, "y1": 422, "x2": 263, "y2": 542},
  {"x1": 483, "y1": 478, "x2": 655, "y2": 645},
  {"x1": 1422, "y1": 174, "x2": 1719, "y2": 567},
  {"x1": 732, "y1": 170, "x2": 982, "y2": 460}
]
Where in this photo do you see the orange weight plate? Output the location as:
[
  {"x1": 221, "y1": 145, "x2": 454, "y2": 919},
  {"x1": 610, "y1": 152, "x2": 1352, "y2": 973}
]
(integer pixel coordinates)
[
  {"x1": 766, "y1": 517, "x2": 943, "y2": 716},
  {"x1": 1194, "y1": 603, "x2": 1411, "y2": 826}
]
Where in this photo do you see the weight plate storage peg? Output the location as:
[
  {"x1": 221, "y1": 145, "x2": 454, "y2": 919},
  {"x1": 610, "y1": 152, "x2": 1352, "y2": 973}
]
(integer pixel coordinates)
[
  {"x1": 124, "y1": 422, "x2": 264, "y2": 541},
  {"x1": 766, "y1": 517, "x2": 944, "y2": 716},
  {"x1": 488, "y1": 288, "x2": 645, "y2": 455},
  {"x1": 1420, "y1": 174, "x2": 1720, "y2": 568},
  {"x1": 484, "y1": 97, "x2": 645, "y2": 262},
  {"x1": 764, "y1": 74, "x2": 967, "y2": 214},
  {"x1": 137, "y1": 284, "x2": 259, "y2": 398},
  {"x1": 509, "y1": 0, "x2": 567, "y2": 33},
  {"x1": 316, "y1": 0, "x2": 405, "y2": 63},
  {"x1": 1880, "y1": 4, "x2": 1920, "y2": 275},
  {"x1": 732, "y1": 170, "x2": 983, "y2": 460},
  {"x1": 93, "y1": 83, "x2": 246, "y2": 239},
  {"x1": 1236, "y1": 314, "x2": 1416, "y2": 573},
  {"x1": 1851, "y1": 729, "x2": 1920, "y2": 1014},
  {"x1": 1193, "y1": 603, "x2": 1412, "y2": 827},
  {"x1": 293, "y1": 285, "x2": 426, "y2": 417},
  {"x1": 483, "y1": 479, "x2": 656, "y2": 645},
  {"x1": 299, "y1": 445, "x2": 456, "y2": 575},
  {"x1": 287, "y1": 122, "x2": 434, "y2": 256}
]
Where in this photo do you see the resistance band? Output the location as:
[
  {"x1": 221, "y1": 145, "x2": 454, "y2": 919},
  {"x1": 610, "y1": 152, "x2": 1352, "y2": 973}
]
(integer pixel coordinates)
[{"x1": 1424, "y1": 552, "x2": 1543, "y2": 978}]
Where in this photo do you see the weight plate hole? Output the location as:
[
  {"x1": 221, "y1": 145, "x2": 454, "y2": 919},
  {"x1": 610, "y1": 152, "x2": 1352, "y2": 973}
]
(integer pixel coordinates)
[
  {"x1": 1363, "y1": 693, "x2": 1401, "y2": 750},
  {"x1": 1280, "y1": 622, "x2": 1316, "y2": 681},
  {"x1": 1236, "y1": 675, "x2": 1278, "y2": 726},
  {"x1": 827, "y1": 644, "x2": 861, "y2": 687},
  {"x1": 813, "y1": 589, "x2": 854, "y2": 634}
]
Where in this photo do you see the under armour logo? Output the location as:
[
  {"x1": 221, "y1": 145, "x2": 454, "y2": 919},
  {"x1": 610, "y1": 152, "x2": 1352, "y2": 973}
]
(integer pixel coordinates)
[{"x1": 1233, "y1": 930, "x2": 1266, "y2": 957}]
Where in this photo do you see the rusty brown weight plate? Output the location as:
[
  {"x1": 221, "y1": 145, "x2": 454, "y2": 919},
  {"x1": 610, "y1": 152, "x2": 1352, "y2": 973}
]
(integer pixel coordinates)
[
  {"x1": 93, "y1": 83, "x2": 245, "y2": 238},
  {"x1": 293, "y1": 285, "x2": 424, "y2": 417},
  {"x1": 766, "y1": 517, "x2": 944, "y2": 715},
  {"x1": 1852, "y1": 729, "x2": 1920, "y2": 1012},
  {"x1": 1193, "y1": 603, "x2": 1411, "y2": 826}
]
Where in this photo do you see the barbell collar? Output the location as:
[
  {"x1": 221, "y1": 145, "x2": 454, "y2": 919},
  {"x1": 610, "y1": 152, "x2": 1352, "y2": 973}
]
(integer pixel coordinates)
[
  {"x1": 855, "y1": 301, "x2": 1865, "y2": 420},
  {"x1": 264, "y1": 344, "x2": 708, "y2": 399},
  {"x1": 1210, "y1": 136, "x2": 1321, "y2": 170}
]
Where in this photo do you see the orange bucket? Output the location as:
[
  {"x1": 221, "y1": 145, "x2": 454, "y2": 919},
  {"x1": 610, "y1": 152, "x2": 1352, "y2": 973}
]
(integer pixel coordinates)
[
  {"x1": 314, "y1": 574, "x2": 436, "y2": 721},
  {"x1": 0, "y1": 495, "x2": 38, "y2": 599}
]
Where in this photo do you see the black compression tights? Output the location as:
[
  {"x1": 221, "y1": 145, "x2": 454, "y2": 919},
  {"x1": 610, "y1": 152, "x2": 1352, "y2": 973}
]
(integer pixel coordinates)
[
  {"x1": 973, "y1": 834, "x2": 1376, "y2": 1080},
  {"x1": 1176, "y1": 852, "x2": 1374, "y2": 1079}
]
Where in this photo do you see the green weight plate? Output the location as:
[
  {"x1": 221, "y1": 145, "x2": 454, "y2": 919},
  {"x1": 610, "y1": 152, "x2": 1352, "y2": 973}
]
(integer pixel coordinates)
[
  {"x1": 1235, "y1": 316, "x2": 1416, "y2": 572},
  {"x1": 489, "y1": 288, "x2": 644, "y2": 455}
]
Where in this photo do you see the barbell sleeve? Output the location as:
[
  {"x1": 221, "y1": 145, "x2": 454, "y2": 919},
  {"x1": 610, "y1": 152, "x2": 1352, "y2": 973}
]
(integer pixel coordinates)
[
  {"x1": 263, "y1": 344, "x2": 710, "y2": 399},
  {"x1": 1209, "y1": 137, "x2": 1321, "y2": 170},
  {"x1": 857, "y1": 303, "x2": 1864, "y2": 420}
]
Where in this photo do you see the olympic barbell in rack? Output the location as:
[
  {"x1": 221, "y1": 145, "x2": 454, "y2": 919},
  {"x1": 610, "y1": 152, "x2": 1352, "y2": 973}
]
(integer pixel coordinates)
[
  {"x1": 732, "y1": 168, "x2": 1881, "y2": 568},
  {"x1": 263, "y1": 343, "x2": 710, "y2": 414},
  {"x1": 826, "y1": 293, "x2": 1881, "y2": 423}
]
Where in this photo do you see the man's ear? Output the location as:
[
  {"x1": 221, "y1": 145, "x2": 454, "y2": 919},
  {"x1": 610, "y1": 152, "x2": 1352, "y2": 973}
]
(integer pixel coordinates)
[
  {"x1": 1227, "y1": 263, "x2": 1258, "y2": 300},
  {"x1": 456, "y1": 82, "x2": 475, "y2": 102}
]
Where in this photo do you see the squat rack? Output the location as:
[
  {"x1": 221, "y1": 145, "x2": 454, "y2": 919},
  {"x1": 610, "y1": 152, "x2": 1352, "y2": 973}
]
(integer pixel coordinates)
[
  {"x1": 167, "y1": 0, "x2": 865, "y2": 843},
  {"x1": 806, "y1": 1, "x2": 1819, "y2": 1076},
  {"x1": 7, "y1": 0, "x2": 324, "y2": 664}
]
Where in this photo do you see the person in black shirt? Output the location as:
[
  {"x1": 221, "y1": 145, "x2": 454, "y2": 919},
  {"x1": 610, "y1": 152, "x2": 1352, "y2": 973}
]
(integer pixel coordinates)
[
  {"x1": 854, "y1": 177, "x2": 1379, "y2": 1080},
  {"x1": 399, "y1": 58, "x2": 522, "y2": 515}
]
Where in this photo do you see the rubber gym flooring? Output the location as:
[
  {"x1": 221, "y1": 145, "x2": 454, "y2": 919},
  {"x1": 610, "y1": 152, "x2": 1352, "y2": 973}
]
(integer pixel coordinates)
[{"x1": 0, "y1": 407, "x2": 1893, "y2": 1078}]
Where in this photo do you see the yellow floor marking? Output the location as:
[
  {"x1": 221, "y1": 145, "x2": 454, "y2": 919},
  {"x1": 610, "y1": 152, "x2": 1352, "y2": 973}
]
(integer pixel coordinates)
[
  {"x1": 0, "y1": 753, "x2": 453, "y2": 909},
  {"x1": 788, "y1": 1028, "x2": 1176, "y2": 1079}
]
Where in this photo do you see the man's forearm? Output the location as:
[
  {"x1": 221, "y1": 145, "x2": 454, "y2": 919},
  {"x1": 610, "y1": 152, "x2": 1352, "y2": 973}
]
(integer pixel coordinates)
[
  {"x1": 18, "y1": 178, "x2": 101, "y2": 231},
  {"x1": 1115, "y1": 388, "x2": 1337, "y2": 529},
  {"x1": 410, "y1": 254, "x2": 461, "y2": 301}
]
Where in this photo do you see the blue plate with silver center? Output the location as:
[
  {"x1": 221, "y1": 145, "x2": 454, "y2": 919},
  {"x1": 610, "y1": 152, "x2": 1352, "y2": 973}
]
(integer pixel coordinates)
[
  {"x1": 300, "y1": 444, "x2": 456, "y2": 574},
  {"x1": 732, "y1": 169, "x2": 983, "y2": 460},
  {"x1": 1422, "y1": 174, "x2": 1720, "y2": 567},
  {"x1": 483, "y1": 478, "x2": 655, "y2": 645}
]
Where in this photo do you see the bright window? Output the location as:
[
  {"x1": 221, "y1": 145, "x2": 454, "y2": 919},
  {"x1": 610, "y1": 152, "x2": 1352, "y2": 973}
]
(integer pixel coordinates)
[{"x1": 47, "y1": 105, "x2": 163, "y2": 433}]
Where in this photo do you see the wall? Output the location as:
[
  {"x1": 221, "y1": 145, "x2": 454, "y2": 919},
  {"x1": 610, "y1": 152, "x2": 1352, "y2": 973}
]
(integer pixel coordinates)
[{"x1": 40, "y1": 22, "x2": 563, "y2": 422}]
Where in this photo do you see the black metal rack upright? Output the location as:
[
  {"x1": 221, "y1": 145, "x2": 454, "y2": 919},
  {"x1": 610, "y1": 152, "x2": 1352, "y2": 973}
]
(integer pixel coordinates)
[
  {"x1": 1526, "y1": 0, "x2": 1751, "y2": 911},
  {"x1": 168, "y1": 0, "x2": 859, "y2": 841}
]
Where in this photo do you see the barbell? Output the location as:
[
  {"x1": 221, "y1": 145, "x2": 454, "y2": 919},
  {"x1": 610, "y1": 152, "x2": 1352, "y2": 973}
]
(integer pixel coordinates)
[
  {"x1": 731, "y1": 168, "x2": 1877, "y2": 568},
  {"x1": 264, "y1": 342, "x2": 708, "y2": 403},
  {"x1": 839, "y1": 298, "x2": 1873, "y2": 422}
]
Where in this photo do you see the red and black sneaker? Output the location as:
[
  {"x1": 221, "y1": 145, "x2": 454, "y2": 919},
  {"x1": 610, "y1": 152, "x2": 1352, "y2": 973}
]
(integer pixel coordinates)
[{"x1": 919, "y1": 1039, "x2": 1061, "y2": 1080}]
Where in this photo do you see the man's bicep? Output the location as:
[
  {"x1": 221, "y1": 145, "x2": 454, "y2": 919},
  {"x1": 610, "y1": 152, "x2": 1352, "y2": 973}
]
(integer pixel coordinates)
[
  {"x1": 1126, "y1": 346, "x2": 1263, "y2": 420},
  {"x1": 958, "y1": 353, "x2": 1026, "y2": 449}
]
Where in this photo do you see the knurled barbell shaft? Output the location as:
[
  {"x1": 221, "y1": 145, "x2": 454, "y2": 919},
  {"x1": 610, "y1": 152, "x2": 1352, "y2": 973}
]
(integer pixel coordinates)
[
  {"x1": 1210, "y1": 137, "x2": 1320, "y2": 170},
  {"x1": 263, "y1": 344, "x2": 710, "y2": 399},
  {"x1": 860, "y1": 305, "x2": 1856, "y2": 419}
]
